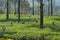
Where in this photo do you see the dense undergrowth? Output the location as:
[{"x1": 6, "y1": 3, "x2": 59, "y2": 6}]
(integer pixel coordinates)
[{"x1": 0, "y1": 14, "x2": 60, "y2": 40}]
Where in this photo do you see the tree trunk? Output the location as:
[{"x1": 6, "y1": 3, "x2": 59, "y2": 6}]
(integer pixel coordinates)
[
  {"x1": 38, "y1": 3, "x2": 40, "y2": 15},
  {"x1": 14, "y1": 0, "x2": 16, "y2": 15},
  {"x1": 51, "y1": 0, "x2": 53, "y2": 16},
  {"x1": 53, "y1": 0, "x2": 55, "y2": 14},
  {"x1": 32, "y1": 0, "x2": 34, "y2": 15},
  {"x1": 6, "y1": 0, "x2": 9, "y2": 20},
  {"x1": 40, "y1": 0, "x2": 44, "y2": 29},
  {"x1": 48, "y1": 0, "x2": 50, "y2": 16},
  {"x1": 18, "y1": 0, "x2": 20, "y2": 23}
]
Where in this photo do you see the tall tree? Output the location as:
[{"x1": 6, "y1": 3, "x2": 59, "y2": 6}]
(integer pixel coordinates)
[
  {"x1": 40, "y1": 0, "x2": 44, "y2": 29},
  {"x1": 51, "y1": 0, "x2": 53, "y2": 16},
  {"x1": 32, "y1": 0, "x2": 34, "y2": 15},
  {"x1": 35, "y1": 0, "x2": 40, "y2": 15},
  {"x1": 18, "y1": 0, "x2": 20, "y2": 23},
  {"x1": 48, "y1": 0, "x2": 50, "y2": 16},
  {"x1": 35, "y1": 0, "x2": 44, "y2": 28},
  {"x1": 14, "y1": 0, "x2": 17, "y2": 15},
  {"x1": 53, "y1": 0, "x2": 55, "y2": 14},
  {"x1": 6, "y1": 0, "x2": 9, "y2": 20}
]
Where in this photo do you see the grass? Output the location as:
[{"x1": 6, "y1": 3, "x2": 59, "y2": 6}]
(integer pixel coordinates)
[{"x1": 0, "y1": 14, "x2": 60, "y2": 40}]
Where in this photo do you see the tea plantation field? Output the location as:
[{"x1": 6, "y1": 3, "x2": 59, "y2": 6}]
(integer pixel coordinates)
[{"x1": 0, "y1": 14, "x2": 60, "y2": 40}]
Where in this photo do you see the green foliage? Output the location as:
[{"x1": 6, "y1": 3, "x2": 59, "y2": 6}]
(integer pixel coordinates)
[{"x1": 0, "y1": 14, "x2": 60, "y2": 40}]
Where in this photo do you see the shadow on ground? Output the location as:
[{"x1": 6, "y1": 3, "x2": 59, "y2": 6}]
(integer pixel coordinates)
[{"x1": 0, "y1": 18, "x2": 39, "y2": 22}]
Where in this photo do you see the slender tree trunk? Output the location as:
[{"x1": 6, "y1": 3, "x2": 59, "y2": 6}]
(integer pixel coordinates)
[
  {"x1": 51, "y1": 0, "x2": 53, "y2": 16},
  {"x1": 40, "y1": 0, "x2": 44, "y2": 29},
  {"x1": 32, "y1": 0, "x2": 34, "y2": 15},
  {"x1": 23, "y1": 0, "x2": 25, "y2": 14},
  {"x1": 14, "y1": 0, "x2": 16, "y2": 15},
  {"x1": 48, "y1": 0, "x2": 50, "y2": 16},
  {"x1": 18, "y1": 0, "x2": 20, "y2": 23},
  {"x1": 6, "y1": 0, "x2": 9, "y2": 20},
  {"x1": 53, "y1": 0, "x2": 55, "y2": 14},
  {"x1": 38, "y1": 3, "x2": 40, "y2": 15}
]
